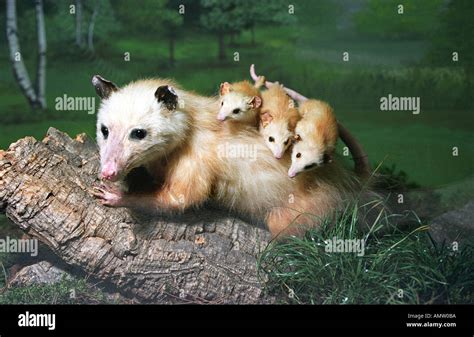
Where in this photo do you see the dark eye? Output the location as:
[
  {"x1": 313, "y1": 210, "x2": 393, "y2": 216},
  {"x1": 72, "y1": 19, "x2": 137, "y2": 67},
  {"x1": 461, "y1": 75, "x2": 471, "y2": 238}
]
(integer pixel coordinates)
[
  {"x1": 101, "y1": 125, "x2": 109, "y2": 139},
  {"x1": 296, "y1": 152, "x2": 302, "y2": 158},
  {"x1": 130, "y1": 129, "x2": 147, "y2": 140},
  {"x1": 284, "y1": 138, "x2": 290, "y2": 146},
  {"x1": 232, "y1": 108, "x2": 240, "y2": 114},
  {"x1": 221, "y1": 101, "x2": 224, "y2": 106},
  {"x1": 269, "y1": 137, "x2": 275, "y2": 142}
]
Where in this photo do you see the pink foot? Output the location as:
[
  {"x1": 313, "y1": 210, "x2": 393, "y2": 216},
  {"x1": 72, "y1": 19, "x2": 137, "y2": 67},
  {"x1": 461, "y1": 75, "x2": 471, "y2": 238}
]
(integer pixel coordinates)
[{"x1": 92, "y1": 183, "x2": 125, "y2": 207}]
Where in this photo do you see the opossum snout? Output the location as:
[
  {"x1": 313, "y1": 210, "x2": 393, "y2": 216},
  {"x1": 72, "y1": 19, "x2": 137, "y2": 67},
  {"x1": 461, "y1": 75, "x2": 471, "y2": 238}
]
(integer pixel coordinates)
[
  {"x1": 288, "y1": 167, "x2": 297, "y2": 178},
  {"x1": 100, "y1": 162, "x2": 119, "y2": 181},
  {"x1": 274, "y1": 147, "x2": 284, "y2": 159}
]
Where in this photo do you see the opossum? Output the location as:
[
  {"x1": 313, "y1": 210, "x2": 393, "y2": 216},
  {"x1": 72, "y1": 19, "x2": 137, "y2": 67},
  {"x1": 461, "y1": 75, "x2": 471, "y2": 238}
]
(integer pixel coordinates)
[
  {"x1": 288, "y1": 99, "x2": 338, "y2": 178},
  {"x1": 91, "y1": 75, "x2": 359, "y2": 237},
  {"x1": 217, "y1": 77, "x2": 265, "y2": 127},
  {"x1": 259, "y1": 84, "x2": 301, "y2": 159}
]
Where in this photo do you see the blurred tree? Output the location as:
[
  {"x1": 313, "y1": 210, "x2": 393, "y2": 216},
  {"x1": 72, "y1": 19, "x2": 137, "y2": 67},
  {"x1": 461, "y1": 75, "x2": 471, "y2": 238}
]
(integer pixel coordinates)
[
  {"x1": 242, "y1": 0, "x2": 297, "y2": 45},
  {"x1": 199, "y1": 0, "x2": 245, "y2": 60},
  {"x1": 75, "y1": 0, "x2": 84, "y2": 47},
  {"x1": 113, "y1": 0, "x2": 183, "y2": 66},
  {"x1": 82, "y1": 0, "x2": 118, "y2": 53},
  {"x1": 163, "y1": 0, "x2": 184, "y2": 66},
  {"x1": 87, "y1": 0, "x2": 99, "y2": 52},
  {"x1": 355, "y1": 0, "x2": 444, "y2": 39},
  {"x1": 6, "y1": 0, "x2": 47, "y2": 110},
  {"x1": 200, "y1": 0, "x2": 296, "y2": 59},
  {"x1": 44, "y1": 1, "x2": 118, "y2": 55},
  {"x1": 427, "y1": 0, "x2": 474, "y2": 105}
]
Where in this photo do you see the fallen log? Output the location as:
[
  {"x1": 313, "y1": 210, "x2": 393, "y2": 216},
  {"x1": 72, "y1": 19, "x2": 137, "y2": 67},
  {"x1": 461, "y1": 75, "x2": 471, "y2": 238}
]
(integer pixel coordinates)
[{"x1": 0, "y1": 128, "x2": 273, "y2": 304}]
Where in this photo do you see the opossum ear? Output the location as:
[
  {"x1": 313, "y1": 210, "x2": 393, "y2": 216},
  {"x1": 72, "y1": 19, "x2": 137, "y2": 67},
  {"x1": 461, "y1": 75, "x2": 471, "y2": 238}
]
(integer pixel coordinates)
[
  {"x1": 155, "y1": 85, "x2": 178, "y2": 111},
  {"x1": 92, "y1": 75, "x2": 118, "y2": 99},
  {"x1": 248, "y1": 96, "x2": 262, "y2": 109},
  {"x1": 260, "y1": 111, "x2": 273, "y2": 128},
  {"x1": 219, "y1": 82, "x2": 231, "y2": 96},
  {"x1": 323, "y1": 153, "x2": 333, "y2": 164}
]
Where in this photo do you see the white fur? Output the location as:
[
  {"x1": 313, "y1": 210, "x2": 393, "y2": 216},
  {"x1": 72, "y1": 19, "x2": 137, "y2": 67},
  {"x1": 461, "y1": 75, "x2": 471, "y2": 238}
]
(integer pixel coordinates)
[
  {"x1": 259, "y1": 120, "x2": 294, "y2": 158},
  {"x1": 97, "y1": 81, "x2": 190, "y2": 179},
  {"x1": 95, "y1": 78, "x2": 360, "y2": 237},
  {"x1": 218, "y1": 92, "x2": 251, "y2": 120}
]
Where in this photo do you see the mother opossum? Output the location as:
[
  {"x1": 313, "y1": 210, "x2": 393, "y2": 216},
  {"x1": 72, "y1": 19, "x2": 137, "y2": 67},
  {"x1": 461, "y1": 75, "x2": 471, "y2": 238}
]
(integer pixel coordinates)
[{"x1": 91, "y1": 76, "x2": 360, "y2": 237}]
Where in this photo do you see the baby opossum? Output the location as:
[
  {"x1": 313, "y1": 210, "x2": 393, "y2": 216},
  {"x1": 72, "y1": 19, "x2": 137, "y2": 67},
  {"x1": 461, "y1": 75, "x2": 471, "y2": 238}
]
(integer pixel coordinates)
[
  {"x1": 259, "y1": 84, "x2": 301, "y2": 159},
  {"x1": 288, "y1": 99, "x2": 338, "y2": 178},
  {"x1": 217, "y1": 77, "x2": 265, "y2": 126}
]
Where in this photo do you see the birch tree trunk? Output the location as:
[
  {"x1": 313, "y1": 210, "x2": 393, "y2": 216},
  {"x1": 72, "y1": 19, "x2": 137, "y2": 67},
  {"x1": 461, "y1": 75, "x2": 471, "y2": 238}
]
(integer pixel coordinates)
[
  {"x1": 35, "y1": 0, "x2": 47, "y2": 109},
  {"x1": 75, "y1": 0, "x2": 84, "y2": 47},
  {"x1": 87, "y1": 0, "x2": 100, "y2": 52},
  {"x1": 5, "y1": 0, "x2": 39, "y2": 109},
  {"x1": 0, "y1": 128, "x2": 274, "y2": 304}
]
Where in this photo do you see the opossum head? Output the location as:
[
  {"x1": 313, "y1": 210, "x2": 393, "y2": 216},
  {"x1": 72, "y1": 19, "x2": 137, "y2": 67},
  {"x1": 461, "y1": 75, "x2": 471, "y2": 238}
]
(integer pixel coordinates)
[
  {"x1": 259, "y1": 84, "x2": 300, "y2": 159},
  {"x1": 218, "y1": 82, "x2": 261, "y2": 124},
  {"x1": 259, "y1": 117, "x2": 294, "y2": 159},
  {"x1": 93, "y1": 75, "x2": 189, "y2": 182},
  {"x1": 288, "y1": 126, "x2": 333, "y2": 178}
]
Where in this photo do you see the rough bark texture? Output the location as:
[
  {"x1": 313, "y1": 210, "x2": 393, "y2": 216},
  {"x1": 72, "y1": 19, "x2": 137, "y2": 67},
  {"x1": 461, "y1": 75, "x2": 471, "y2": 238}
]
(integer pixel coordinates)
[{"x1": 0, "y1": 128, "x2": 274, "y2": 304}]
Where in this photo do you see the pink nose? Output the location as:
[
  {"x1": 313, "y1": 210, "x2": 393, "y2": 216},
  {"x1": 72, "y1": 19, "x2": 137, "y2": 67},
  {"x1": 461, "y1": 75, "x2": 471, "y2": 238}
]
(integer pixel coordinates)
[
  {"x1": 101, "y1": 162, "x2": 118, "y2": 181},
  {"x1": 217, "y1": 114, "x2": 226, "y2": 121},
  {"x1": 288, "y1": 169, "x2": 296, "y2": 178},
  {"x1": 275, "y1": 152, "x2": 282, "y2": 159}
]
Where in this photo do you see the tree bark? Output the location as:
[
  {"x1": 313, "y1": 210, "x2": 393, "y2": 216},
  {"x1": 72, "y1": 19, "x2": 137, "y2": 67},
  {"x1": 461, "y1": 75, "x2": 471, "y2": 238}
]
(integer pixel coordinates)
[
  {"x1": 5, "y1": 0, "x2": 39, "y2": 109},
  {"x1": 87, "y1": 0, "x2": 99, "y2": 52},
  {"x1": 0, "y1": 128, "x2": 274, "y2": 304},
  {"x1": 75, "y1": 0, "x2": 84, "y2": 47},
  {"x1": 35, "y1": 0, "x2": 47, "y2": 109}
]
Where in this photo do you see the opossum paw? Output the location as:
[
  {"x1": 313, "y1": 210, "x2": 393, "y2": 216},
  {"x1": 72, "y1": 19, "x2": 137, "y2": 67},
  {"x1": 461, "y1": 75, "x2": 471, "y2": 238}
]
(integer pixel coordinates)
[{"x1": 92, "y1": 183, "x2": 124, "y2": 207}]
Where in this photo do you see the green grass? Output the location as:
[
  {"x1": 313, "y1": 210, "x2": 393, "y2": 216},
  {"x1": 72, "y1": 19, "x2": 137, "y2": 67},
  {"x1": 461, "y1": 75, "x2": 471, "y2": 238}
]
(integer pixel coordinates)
[
  {"x1": 258, "y1": 201, "x2": 474, "y2": 304},
  {"x1": 0, "y1": 275, "x2": 119, "y2": 304}
]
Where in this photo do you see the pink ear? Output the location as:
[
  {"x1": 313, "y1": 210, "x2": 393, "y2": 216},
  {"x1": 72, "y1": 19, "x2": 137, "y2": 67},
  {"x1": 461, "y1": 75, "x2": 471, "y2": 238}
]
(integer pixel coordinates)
[
  {"x1": 219, "y1": 82, "x2": 231, "y2": 96},
  {"x1": 249, "y1": 96, "x2": 262, "y2": 109},
  {"x1": 260, "y1": 111, "x2": 273, "y2": 127}
]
